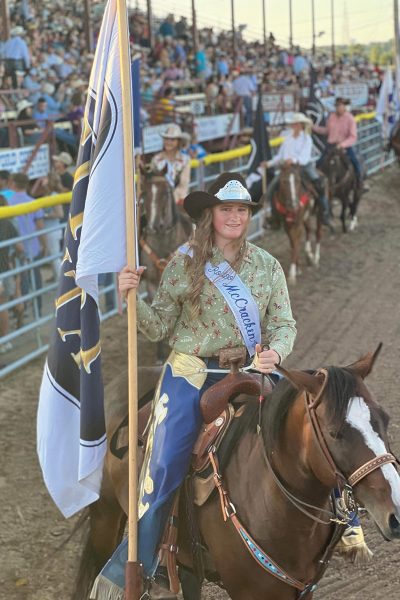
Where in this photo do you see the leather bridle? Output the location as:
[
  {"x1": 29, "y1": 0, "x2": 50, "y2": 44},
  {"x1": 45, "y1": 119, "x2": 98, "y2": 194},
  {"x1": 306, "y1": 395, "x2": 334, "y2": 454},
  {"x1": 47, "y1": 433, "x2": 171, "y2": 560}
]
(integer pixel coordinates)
[
  {"x1": 209, "y1": 368, "x2": 400, "y2": 598},
  {"x1": 306, "y1": 369, "x2": 398, "y2": 500}
]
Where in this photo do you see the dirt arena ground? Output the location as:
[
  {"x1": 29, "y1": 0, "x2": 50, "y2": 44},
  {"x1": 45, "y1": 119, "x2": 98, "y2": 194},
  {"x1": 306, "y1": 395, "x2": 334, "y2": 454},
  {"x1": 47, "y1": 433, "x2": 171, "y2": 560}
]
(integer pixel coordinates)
[{"x1": 1, "y1": 166, "x2": 400, "y2": 600}]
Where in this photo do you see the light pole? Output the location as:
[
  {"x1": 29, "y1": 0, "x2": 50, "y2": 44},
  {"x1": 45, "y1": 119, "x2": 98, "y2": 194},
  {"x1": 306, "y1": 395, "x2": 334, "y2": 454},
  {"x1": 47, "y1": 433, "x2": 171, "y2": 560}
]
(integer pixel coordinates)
[
  {"x1": 262, "y1": 0, "x2": 267, "y2": 58},
  {"x1": 147, "y1": 0, "x2": 154, "y2": 49},
  {"x1": 311, "y1": 0, "x2": 316, "y2": 56},
  {"x1": 331, "y1": 0, "x2": 336, "y2": 62},
  {"x1": 231, "y1": 0, "x2": 237, "y2": 66},
  {"x1": 289, "y1": 0, "x2": 293, "y2": 48}
]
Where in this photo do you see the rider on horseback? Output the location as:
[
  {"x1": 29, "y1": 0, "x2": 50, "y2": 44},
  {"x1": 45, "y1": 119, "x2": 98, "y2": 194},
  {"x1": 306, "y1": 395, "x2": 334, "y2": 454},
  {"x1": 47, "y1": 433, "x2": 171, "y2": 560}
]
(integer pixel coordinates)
[
  {"x1": 313, "y1": 97, "x2": 367, "y2": 191},
  {"x1": 91, "y1": 173, "x2": 297, "y2": 599},
  {"x1": 265, "y1": 112, "x2": 332, "y2": 227},
  {"x1": 151, "y1": 124, "x2": 191, "y2": 206}
]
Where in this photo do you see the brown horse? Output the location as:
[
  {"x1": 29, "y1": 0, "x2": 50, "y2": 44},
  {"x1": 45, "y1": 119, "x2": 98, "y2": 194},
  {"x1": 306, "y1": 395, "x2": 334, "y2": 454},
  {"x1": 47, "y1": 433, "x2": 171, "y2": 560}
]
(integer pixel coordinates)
[
  {"x1": 139, "y1": 166, "x2": 192, "y2": 361},
  {"x1": 140, "y1": 166, "x2": 191, "y2": 299},
  {"x1": 318, "y1": 147, "x2": 361, "y2": 233},
  {"x1": 273, "y1": 164, "x2": 322, "y2": 285},
  {"x1": 75, "y1": 346, "x2": 400, "y2": 600}
]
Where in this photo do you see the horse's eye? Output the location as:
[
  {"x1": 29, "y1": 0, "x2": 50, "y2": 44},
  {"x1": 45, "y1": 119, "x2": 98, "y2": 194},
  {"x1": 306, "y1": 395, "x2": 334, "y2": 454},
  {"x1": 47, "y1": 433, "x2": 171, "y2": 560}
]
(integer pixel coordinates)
[{"x1": 329, "y1": 430, "x2": 343, "y2": 440}]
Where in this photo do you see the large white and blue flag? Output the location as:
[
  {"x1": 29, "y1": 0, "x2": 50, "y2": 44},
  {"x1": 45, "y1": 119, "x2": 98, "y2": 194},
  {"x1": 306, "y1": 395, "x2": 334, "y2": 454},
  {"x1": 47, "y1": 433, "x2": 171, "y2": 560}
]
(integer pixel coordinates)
[{"x1": 37, "y1": 0, "x2": 136, "y2": 517}]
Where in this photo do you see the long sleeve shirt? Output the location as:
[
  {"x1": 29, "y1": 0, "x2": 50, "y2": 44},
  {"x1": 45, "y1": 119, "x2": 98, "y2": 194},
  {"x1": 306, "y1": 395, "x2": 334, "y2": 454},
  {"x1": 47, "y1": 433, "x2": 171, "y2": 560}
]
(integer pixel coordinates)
[
  {"x1": 137, "y1": 243, "x2": 297, "y2": 362},
  {"x1": 269, "y1": 131, "x2": 312, "y2": 167},
  {"x1": 151, "y1": 150, "x2": 191, "y2": 203},
  {"x1": 313, "y1": 111, "x2": 357, "y2": 148},
  {"x1": 3, "y1": 36, "x2": 30, "y2": 68}
]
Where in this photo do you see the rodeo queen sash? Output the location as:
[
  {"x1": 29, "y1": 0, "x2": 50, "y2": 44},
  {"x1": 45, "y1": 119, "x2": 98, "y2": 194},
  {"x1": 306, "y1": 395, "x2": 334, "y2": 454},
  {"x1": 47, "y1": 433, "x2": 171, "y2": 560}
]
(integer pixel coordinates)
[{"x1": 179, "y1": 244, "x2": 261, "y2": 356}]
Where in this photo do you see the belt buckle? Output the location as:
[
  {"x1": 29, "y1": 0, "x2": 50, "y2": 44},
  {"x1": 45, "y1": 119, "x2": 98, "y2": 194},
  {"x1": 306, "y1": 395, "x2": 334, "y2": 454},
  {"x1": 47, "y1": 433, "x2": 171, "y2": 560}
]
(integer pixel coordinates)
[{"x1": 218, "y1": 347, "x2": 247, "y2": 369}]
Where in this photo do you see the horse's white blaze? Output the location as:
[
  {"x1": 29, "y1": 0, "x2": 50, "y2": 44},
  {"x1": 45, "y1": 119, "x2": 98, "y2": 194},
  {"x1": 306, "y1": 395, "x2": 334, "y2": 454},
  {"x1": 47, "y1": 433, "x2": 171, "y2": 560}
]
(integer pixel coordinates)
[
  {"x1": 149, "y1": 184, "x2": 157, "y2": 229},
  {"x1": 289, "y1": 173, "x2": 296, "y2": 204},
  {"x1": 346, "y1": 397, "x2": 400, "y2": 508}
]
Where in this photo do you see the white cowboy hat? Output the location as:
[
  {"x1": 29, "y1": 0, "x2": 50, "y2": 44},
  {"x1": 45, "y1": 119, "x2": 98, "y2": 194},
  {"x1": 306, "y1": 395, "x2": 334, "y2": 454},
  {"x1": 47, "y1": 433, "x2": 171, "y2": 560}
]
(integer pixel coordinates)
[
  {"x1": 16, "y1": 99, "x2": 33, "y2": 114},
  {"x1": 160, "y1": 124, "x2": 186, "y2": 140},
  {"x1": 52, "y1": 152, "x2": 73, "y2": 167},
  {"x1": 286, "y1": 112, "x2": 312, "y2": 126},
  {"x1": 11, "y1": 26, "x2": 25, "y2": 36}
]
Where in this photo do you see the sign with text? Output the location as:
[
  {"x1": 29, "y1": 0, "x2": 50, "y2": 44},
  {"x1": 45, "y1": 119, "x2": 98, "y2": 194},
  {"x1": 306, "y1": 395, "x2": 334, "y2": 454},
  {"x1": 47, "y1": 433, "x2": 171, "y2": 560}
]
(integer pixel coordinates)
[
  {"x1": 0, "y1": 144, "x2": 50, "y2": 179},
  {"x1": 259, "y1": 93, "x2": 296, "y2": 112},
  {"x1": 334, "y1": 83, "x2": 369, "y2": 107}
]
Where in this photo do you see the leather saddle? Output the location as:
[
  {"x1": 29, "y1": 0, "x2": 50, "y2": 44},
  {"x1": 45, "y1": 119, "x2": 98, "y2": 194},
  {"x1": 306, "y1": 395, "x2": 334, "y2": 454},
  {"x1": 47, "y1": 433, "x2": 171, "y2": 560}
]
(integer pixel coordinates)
[{"x1": 109, "y1": 369, "x2": 271, "y2": 467}]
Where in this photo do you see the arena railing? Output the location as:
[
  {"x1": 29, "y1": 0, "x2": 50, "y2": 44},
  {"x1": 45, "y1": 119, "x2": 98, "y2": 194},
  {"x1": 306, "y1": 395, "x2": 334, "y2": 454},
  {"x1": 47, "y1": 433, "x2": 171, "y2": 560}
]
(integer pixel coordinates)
[{"x1": 0, "y1": 113, "x2": 395, "y2": 378}]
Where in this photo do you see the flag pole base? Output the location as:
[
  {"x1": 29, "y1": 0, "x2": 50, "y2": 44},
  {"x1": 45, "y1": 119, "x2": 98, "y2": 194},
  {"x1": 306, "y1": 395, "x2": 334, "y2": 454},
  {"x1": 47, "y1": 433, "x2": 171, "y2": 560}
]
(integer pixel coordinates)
[{"x1": 125, "y1": 561, "x2": 143, "y2": 600}]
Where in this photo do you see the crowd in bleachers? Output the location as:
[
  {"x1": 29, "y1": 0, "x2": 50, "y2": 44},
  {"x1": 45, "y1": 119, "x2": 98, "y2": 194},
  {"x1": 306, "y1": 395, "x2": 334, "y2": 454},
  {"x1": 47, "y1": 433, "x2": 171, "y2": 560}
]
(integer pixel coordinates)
[
  {"x1": 0, "y1": 1, "x2": 386, "y2": 155},
  {"x1": 0, "y1": 1, "x2": 388, "y2": 355}
]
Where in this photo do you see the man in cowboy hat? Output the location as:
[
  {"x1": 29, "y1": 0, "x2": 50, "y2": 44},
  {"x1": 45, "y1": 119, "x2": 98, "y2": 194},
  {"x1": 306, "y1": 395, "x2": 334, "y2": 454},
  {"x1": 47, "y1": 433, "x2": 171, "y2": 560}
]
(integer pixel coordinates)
[
  {"x1": 266, "y1": 112, "x2": 332, "y2": 227},
  {"x1": 3, "y1": 25, "x2": 31, "y2": 88},
  {"x1": 313, "y1": 97, "x2": 367, "y2": 191}
]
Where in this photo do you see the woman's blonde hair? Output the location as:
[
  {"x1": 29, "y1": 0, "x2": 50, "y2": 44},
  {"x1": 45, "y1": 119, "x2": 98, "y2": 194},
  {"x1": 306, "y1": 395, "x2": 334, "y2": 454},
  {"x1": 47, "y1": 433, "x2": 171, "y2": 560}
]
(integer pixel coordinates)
[{"x1": 185, "y1": 206, "x2": 250, "y2": 316}]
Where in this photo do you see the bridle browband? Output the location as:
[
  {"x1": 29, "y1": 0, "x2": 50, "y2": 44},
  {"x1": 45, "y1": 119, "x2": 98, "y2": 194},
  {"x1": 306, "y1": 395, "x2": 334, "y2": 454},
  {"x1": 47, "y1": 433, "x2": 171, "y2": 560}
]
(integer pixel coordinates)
[{"x1": 208, "y1": 368, "x2": 399, "y2": 598}]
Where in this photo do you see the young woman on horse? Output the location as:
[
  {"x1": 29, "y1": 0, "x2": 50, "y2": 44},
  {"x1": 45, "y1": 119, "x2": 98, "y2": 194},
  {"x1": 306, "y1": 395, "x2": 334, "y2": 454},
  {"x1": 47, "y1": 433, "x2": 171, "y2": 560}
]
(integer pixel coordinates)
[
  {"x1": 91, "y1": 172, "x2": 297, "y2": 598},
  {"x1": 150, "y1": 123, "x2": 191, "y2": 205},
  {"x1": 265, "y1": 113, "x2": 332, "y2": 226}
]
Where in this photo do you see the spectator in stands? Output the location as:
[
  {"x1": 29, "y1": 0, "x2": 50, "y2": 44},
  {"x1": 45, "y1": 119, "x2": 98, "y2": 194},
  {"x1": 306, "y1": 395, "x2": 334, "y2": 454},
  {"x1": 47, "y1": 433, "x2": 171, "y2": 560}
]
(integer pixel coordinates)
[
  {"x1": 8, "y1": 173, "x2": 47, "y2": 316},
  {"x1": 172, "y1": 39, "x2": 186, "y2": 67},
  {"x1": 16, "y1": 99, "x2": 43, "y2": 145},
  {"x1": 195, "y1": 43, "x2": 208, "y2": 79},
  {"x1": 32, "y1": 96, "x2": 50, "y2": 129},
  {"x1": 65, "y1": 92, "x2": 84, "y2": 141},
  {"x1": 151, "y1": 124, "x2": 191, "y2": 205},
  {"x1": 0, "y1": 171, "x2": 14, "y2": 201},
  {"x1": 158, "y1": 14, "x2": 176, "y2": 38},
  {"x1": 216, "y1": 53, "x2": 229, "y2": 77},
  {"x1": 232, "y1": 67, "x2": 257, "y2": 128},
  {"x1": 175, "y1": 16, "x2": 189, "y2": 40},
  {"x1": 3, "y1": 26, "x2": 30, "y2": 88},
  {"x1": 154, "y1": 86, "x2": 175, "y2": 124},
  {"x1": 0, "y1": 194, "x2": 24, "y2": 352},
  {"x1": 182, "y1": 132, "x2": 207, "y2": 160},
  {"x1": 52, "y1": 151, "x2": 74, "y2": 222}
]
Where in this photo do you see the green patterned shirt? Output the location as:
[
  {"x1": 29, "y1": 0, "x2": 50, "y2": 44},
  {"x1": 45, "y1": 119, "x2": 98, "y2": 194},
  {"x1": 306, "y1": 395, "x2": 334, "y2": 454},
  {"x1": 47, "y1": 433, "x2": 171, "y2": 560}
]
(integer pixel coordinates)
[{"x1": 137, "y1": 242, "x2": 296, "y2": 361}]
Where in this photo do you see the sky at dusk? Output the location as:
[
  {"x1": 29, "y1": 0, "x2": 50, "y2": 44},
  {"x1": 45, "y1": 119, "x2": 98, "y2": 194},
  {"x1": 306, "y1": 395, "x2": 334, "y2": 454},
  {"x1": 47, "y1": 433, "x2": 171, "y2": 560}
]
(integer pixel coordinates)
[{"x1": 132, "y1": 0, "x2": 396, "y2": 48}]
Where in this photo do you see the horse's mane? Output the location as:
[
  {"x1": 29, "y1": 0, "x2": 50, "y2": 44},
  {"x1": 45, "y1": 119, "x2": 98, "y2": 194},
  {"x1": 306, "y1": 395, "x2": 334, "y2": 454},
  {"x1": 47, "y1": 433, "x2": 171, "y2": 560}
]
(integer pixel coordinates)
[{"x1": 220, "y1": 366, "x2": 358, "y2": 469}]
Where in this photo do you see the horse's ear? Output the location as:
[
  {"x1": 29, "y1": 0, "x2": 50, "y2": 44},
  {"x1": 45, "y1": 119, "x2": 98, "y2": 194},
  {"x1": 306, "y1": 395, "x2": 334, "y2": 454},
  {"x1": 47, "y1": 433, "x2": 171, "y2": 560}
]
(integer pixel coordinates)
[
  {"x1": 345, "y1": 343, "x2": 383, "y2": 380},
  {"x1": 275, "y1": 365, "x2": 325, "y2": 396}
]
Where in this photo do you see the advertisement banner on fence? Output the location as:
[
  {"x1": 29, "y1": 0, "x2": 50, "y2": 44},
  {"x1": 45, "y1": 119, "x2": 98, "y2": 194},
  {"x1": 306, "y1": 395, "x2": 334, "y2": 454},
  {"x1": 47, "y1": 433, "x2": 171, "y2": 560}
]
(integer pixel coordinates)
[
  {"x1": 142, "y1": 114, "x2": 240, "y2": 153},
  {"x1": 320, "y1": 83, "x2": 369, "y2": 111},
  {"x1": 0, "y1": 144, "x2": 50, "y2": 179}
]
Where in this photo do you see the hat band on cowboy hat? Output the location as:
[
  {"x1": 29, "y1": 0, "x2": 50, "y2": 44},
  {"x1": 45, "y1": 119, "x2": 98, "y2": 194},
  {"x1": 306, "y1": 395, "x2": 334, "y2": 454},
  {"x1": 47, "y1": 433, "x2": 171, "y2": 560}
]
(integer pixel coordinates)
[
  {"x1": 183, "y1": 172, "x2": 258, "y2": 221},
  {"x1": 215, "y1": 179, "x2": 252, "y2": 202}
]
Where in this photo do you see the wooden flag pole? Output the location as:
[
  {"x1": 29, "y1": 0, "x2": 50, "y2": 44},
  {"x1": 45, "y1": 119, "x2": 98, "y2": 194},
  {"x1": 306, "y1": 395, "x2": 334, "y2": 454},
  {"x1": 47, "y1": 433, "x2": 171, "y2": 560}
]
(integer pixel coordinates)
[{"x1": 116, "y1": 1, "x2": 142, "y2": 598}]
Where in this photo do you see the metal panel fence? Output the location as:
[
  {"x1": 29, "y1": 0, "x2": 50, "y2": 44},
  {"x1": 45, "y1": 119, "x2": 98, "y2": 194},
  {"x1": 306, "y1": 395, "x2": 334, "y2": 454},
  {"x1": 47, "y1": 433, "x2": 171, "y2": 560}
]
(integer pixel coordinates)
[{"x1": 0, "y1": 117, "x2": 395, "y2": 378}]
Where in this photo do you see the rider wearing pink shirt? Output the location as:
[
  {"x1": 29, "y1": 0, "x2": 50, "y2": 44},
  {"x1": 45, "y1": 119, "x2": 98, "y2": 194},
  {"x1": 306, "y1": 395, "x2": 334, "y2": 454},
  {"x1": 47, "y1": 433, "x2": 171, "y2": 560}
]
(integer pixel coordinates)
[{"x1": 313, "y1": 97, "x2": 363, "y2": 185}]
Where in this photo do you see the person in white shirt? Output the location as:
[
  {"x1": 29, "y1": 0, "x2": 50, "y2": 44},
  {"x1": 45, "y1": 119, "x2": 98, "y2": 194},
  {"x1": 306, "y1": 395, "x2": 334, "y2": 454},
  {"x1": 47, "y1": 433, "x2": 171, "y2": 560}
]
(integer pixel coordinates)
[{"x1": 266, "y1": 113, "x2": 331, "y2": 227}]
